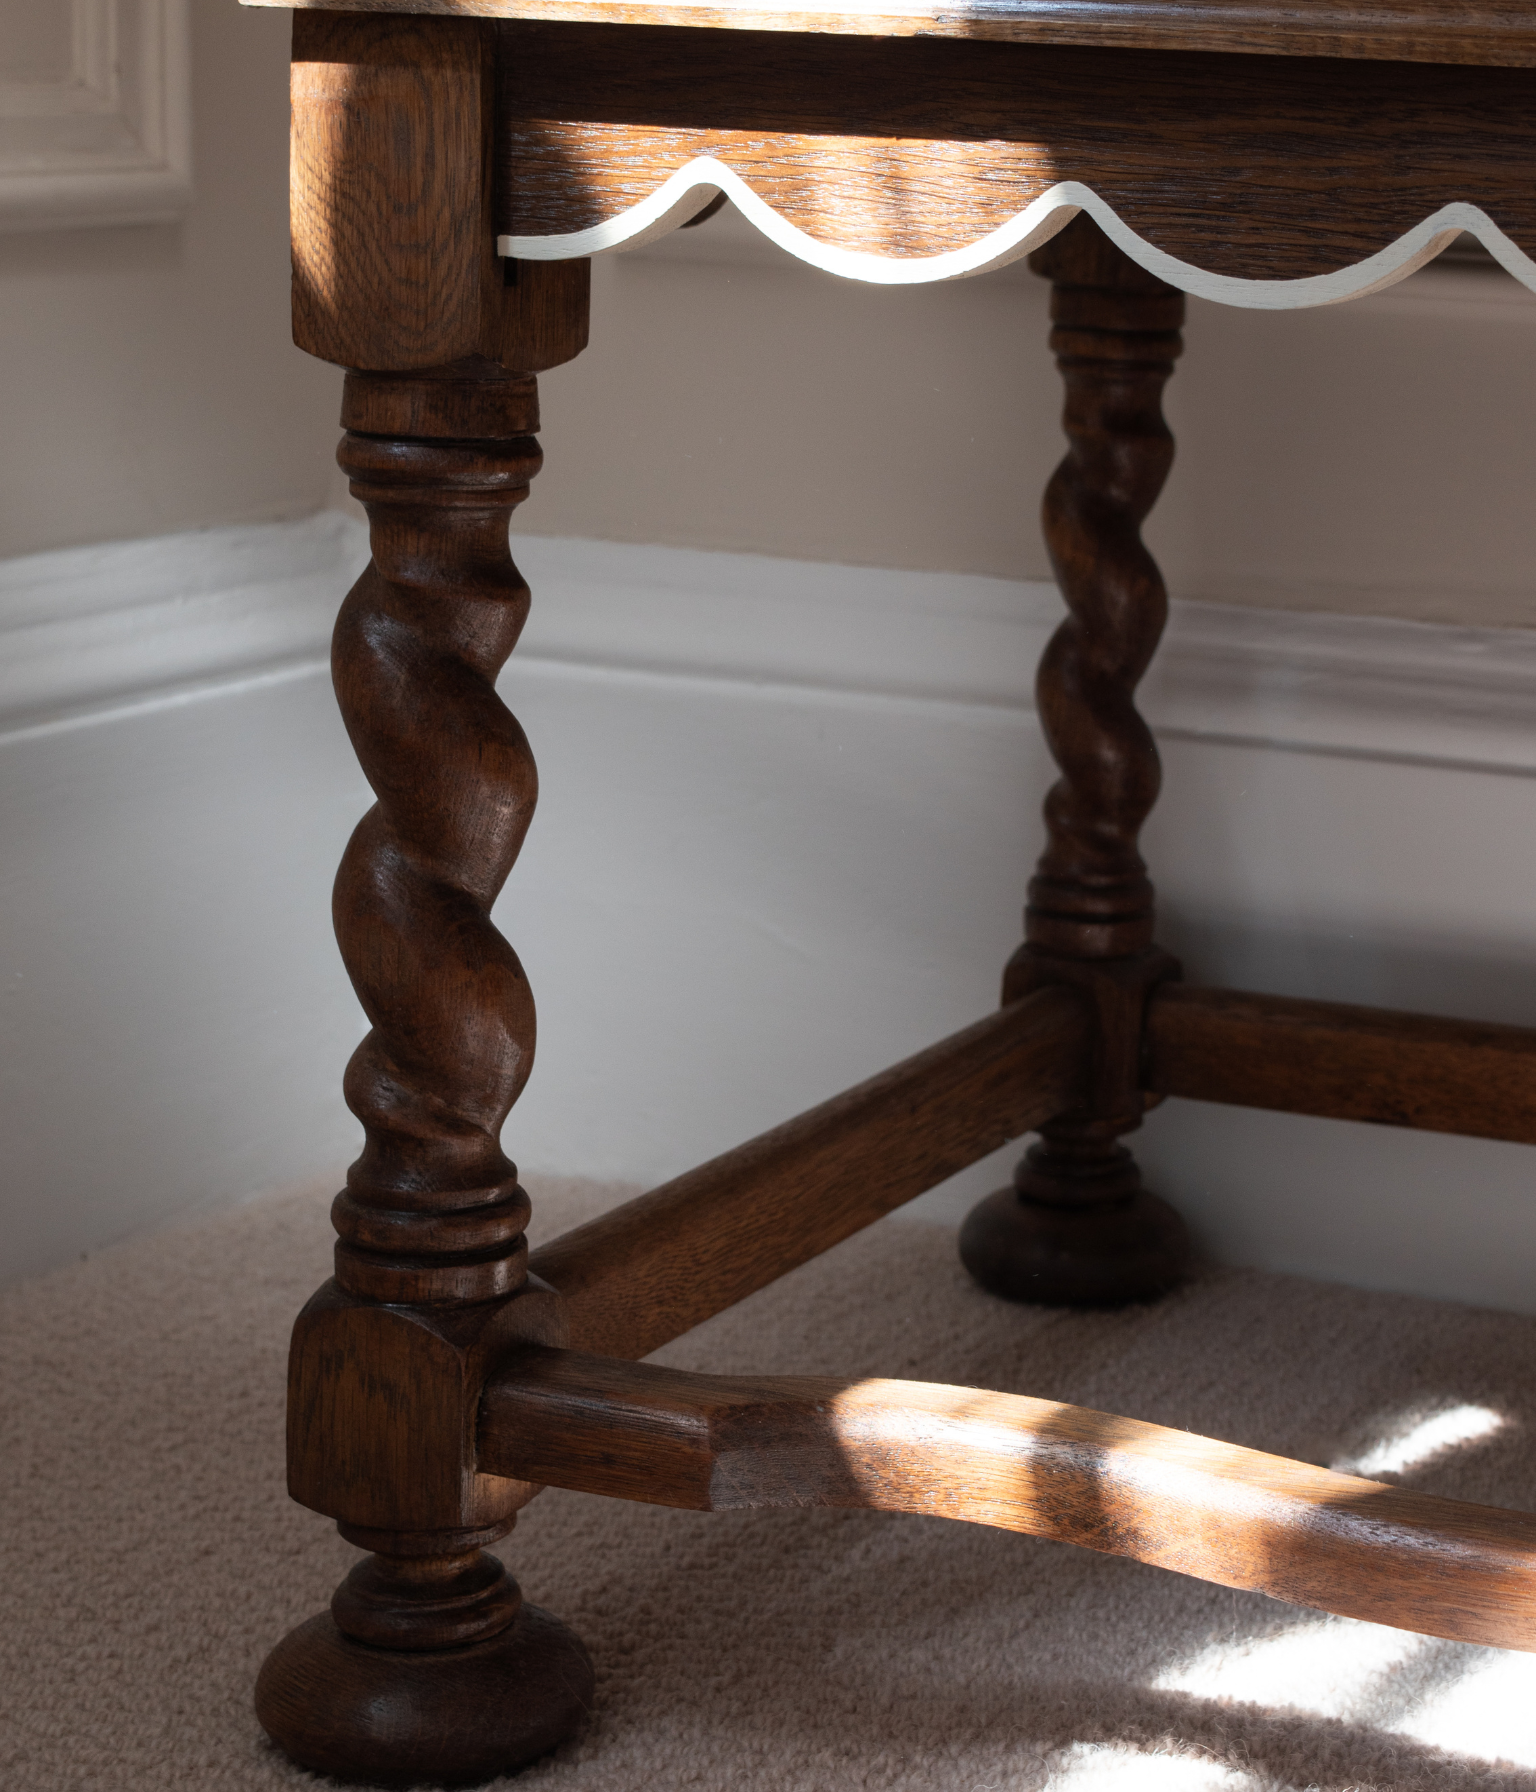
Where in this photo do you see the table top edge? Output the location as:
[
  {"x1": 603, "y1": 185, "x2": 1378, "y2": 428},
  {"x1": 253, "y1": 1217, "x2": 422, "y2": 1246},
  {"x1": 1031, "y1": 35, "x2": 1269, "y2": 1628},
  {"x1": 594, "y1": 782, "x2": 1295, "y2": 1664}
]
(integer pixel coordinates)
[{"x1": 243, "y1": 0, "x2": 1536, "y2": 68}]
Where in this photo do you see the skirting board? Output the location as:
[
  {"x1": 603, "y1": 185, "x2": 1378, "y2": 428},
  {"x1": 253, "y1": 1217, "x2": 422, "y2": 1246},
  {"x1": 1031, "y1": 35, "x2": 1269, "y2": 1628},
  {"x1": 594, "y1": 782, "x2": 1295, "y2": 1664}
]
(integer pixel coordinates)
[
  {"x1": 0, "y1": 513, "x2": 360, "y2": 742},
  {"x1": 6, "y1": 510, "x2": 1536, "y2": 776},
  {"x1": 6, "y1": 511, "x2": 1536, "y2": 1305}
]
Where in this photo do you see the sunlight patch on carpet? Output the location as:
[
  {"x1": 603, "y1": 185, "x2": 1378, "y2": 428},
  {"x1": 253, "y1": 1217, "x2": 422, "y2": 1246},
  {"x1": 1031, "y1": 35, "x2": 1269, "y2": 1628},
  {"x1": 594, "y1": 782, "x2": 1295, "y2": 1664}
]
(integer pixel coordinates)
[
  {"x1": 1332, "y1": 1402, "x2": 1505, "y2": 1478},
  {"x1": 1151, "y1": 1615, "x2": 1424, "y2": 1720},
  {"x1": 1387, "y1": 1647, "x2": 1536, "y2": 1767},
  {"x1": 1046, "y1": 1741, "x2": 1263, "y2": 1788}
]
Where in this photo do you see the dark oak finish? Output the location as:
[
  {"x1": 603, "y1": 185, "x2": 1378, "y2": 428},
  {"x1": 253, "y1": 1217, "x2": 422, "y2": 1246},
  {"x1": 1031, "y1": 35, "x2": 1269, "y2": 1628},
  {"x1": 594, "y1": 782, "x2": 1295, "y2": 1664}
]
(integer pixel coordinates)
[
  {"x1": 255, "y1": 1600, "x2": 593, "y2": 1789},
  {"x1": 327, "y1": 369, "x2": 544, "y2": 1309},
  {"x1": 249, "y1": 0, "x2": 1536, "y2": 70},
  {"x1": 248, "y1": 3, "x2": 1536, "y2": 1783},
  {"x1": 290, "y1": 10, "x2": 587, "y2": 371},
  {"x1": 961, "y1": 217, "x2": 1189, "y2": 1309},
  {"x1": 529, "y1": 985, "x2": 1092, "y2": 1359},
  {"x1": 1147, "y1": 984, "x2": 1536, "y2": 1145},
  {"x1": 493, "y1": 25, "x2": 1536, "y2": 279},
  {"x1": 482, "y1": 1346, "x2": 1536, "y2": 1653},
  {"x1": 1020, "y1": 217, "x2": 1179, "y2": 964},
  {"x1": 255, "y1": 363, "x2": 594, "y2": 1785},
  {"x1": 283, "y1": 1277, "x2": 563, "y2": 1534}
]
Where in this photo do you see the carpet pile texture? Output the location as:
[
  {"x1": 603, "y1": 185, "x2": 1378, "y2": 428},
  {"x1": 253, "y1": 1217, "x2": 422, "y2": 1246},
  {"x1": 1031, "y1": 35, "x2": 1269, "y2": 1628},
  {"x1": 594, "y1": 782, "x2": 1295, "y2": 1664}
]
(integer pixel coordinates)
[{"x1": 5, "y1": 1174, "x2": 1536, "y2": 1791}]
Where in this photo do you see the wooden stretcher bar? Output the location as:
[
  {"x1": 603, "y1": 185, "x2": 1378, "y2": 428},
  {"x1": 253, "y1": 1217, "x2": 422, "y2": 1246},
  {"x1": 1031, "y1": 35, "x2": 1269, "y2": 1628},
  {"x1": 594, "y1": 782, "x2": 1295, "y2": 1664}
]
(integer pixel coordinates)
[
  {"x1": 528, "y1": 983, "x2": 1091, "y2": 1358},
  {"x1": 482, "y1": 1345, "x2": 1536, "y2": 1653},
  {"x1": 1146, "y1": 984, "x2": 1536, "y2": 1145}
]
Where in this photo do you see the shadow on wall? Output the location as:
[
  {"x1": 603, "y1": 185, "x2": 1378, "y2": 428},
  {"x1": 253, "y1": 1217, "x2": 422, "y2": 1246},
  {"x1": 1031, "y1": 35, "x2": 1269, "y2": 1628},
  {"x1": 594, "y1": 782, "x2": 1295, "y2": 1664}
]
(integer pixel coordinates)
[{"x1": 1159, "y1": 912, "x2": 1536, "y2": 1027}]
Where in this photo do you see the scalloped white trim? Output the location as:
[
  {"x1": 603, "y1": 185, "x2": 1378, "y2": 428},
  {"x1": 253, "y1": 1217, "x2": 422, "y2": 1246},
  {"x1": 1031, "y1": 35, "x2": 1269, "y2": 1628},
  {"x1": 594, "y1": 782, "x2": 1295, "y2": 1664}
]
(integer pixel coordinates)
[{"x1": 499, "y1": 164, "x2": 1536, "y2": 307}]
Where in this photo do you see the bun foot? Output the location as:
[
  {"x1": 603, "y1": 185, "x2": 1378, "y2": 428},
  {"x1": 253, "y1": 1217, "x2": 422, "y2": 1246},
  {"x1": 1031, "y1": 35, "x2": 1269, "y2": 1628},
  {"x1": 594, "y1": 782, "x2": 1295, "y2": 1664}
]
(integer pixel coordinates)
[
  {"x1": 256, "y1": 1601, "x2": 594, "y2": 1788},
  {"x1": 959, "y1": 1180, "x2": 1191, "y2": 1309}
]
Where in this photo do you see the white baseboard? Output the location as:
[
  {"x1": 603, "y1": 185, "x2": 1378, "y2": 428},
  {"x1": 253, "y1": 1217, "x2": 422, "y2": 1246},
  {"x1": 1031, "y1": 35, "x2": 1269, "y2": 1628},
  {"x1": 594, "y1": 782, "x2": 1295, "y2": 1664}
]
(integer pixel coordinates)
[
  {"x1": 0, "y1": 512, "x2": 362, "y2": 741},
  {"x1": 9, "y1": 510, "x2": 1531, "y2": 774},
  {"x1": 512, "y1": 536, "x2": 1536, "y2": 775},
  {"x1": 7, "y1": 512, "x2": 1536, "y2": 1306}
]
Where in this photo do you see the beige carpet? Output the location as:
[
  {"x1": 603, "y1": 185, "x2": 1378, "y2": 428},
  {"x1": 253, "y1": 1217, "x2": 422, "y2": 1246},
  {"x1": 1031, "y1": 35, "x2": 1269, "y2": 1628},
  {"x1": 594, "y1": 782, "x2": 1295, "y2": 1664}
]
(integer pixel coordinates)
[{"x1": 6, "y1": 1174, "x2": 1536, "y2": 1792}]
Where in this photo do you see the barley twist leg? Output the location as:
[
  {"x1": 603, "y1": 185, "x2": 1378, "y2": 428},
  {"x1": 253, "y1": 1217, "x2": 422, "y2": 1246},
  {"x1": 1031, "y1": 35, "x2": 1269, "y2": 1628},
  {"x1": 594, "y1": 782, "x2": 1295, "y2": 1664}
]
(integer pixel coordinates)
[
  {"x1": 961, "y1": 216, "x2": 1192, "y2": 1308},
  {"x1": 256, "y1": 365, "x2": 592, "y2": 1788}
]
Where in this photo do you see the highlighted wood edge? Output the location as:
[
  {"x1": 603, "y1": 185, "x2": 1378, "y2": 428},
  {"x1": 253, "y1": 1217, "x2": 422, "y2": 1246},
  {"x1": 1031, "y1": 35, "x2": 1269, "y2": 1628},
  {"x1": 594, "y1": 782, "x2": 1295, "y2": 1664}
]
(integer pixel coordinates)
[
  {"x1": 482, "y1": 1346, "x2": 1536, "y2": 1650},
  {"x1": 499, "y1": 168, "x2": 1536, "y2": 307}
]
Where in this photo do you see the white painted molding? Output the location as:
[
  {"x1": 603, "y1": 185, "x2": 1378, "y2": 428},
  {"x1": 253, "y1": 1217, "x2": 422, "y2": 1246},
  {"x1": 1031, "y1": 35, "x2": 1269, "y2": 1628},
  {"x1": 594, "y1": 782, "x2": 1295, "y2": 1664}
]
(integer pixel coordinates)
[
  {"x1": 0, "y1": 0, "x2": 192, "y2": 231},
  {"x1": 509, "y1": 537, "x2": 1536, "y2": 774},
  {"x1": 632, "y1": 201, "x2": 1536, "y2": 320},
  {"x1": 0, "y1": 512, "x2": 365, "y2": 739},
  {"x1": 501, "y1": 165, "x2": 1536, "y2": 308},
  {"x1": 5, "y1": 514, "x2": 1536, "y2": 774}
]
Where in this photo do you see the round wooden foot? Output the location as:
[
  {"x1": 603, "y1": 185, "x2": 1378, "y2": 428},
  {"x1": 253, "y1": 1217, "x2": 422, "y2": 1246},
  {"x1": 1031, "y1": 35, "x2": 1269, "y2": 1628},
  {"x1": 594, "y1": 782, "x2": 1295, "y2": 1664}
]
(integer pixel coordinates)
[
  {"x1": 255, "y1": 1602, "x2": 594, "y2": 1788},
  {"x1": 959, "y1": 1139, "x2": 1191, "y2": 1307}
]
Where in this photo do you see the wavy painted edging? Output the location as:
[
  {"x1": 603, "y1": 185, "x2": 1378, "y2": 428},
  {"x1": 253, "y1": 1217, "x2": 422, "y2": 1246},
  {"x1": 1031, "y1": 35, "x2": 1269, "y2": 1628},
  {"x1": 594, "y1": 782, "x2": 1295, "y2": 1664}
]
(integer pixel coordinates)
[{"x1": 499, "y1": 162, "x2": 1536, "y2": 307}]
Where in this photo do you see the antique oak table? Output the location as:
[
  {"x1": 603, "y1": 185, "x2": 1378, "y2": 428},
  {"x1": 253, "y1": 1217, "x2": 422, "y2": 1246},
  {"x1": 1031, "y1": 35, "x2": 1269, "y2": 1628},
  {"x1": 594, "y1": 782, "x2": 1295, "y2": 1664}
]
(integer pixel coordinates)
[{"x1": 243, "y1": 0, "x2": 1536, "y2": 1781}]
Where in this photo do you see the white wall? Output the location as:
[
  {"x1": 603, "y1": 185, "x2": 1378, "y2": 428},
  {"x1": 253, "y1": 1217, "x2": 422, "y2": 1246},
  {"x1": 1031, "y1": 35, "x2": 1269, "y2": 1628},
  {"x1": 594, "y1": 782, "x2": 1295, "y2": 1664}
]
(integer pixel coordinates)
[
  {"x1": 523, "y1": 211, "x2": 1536, "y2": 627},
  {"x1": 6, "y1": 519, "x2": 1536, "y2": 1318},
  {"x1": 10, "y1": 12, "x2": 1528, "y2": 634},
  {"x1": 0, "y1": 0, "x2": 338, "y2": 561}
]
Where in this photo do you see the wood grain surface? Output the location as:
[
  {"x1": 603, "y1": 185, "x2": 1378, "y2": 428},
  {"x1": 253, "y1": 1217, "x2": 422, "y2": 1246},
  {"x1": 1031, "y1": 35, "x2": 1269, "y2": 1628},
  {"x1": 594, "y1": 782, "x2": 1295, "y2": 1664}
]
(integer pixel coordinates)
[
  {"x1": 290, "y1": 11, "x2": 588, "y2": 371},
  {"x1": 959, "y1": 217, "x2": 1190, "y2": 1309},
  {"x1": 246, "y1": 0, "x2": 1536, "y2": 70},
  {"x1": 1020, "y1": 215, "x2": 1180, "y2": 965},
  {"x1": 490, "y1": 25, "x2": 1536, "y2": 283},
  {"x1": 482, "y1": 1345, "x2": 1536, "y2": 1652},
  {"x1": 257, "y1": 1590, "x2": 593, "y2": 1786},
  {"x1": 1147, "y1": 984, "x2": 1536, "y2": 1146},
  {"x1": 329, "y1": 376, "x2": 549, "y2": 1306},
  {"x1": 527, "y1": 986, "x2": 1091, "y2": 1358},
  {"x1": 257, "y1": 363, "x2": 596, "y2": 1784}
]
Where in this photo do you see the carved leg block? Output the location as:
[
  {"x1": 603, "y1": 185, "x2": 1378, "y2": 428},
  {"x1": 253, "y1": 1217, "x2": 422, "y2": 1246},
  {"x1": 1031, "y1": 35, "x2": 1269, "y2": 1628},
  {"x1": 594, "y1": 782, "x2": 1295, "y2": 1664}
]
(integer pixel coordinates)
[
  {"x1": 960, "y1": 215, "x2": 1192, "y2": 1308},
  {"x1": 255, "y1": 363, "x2": 592, "y2": 1786}
]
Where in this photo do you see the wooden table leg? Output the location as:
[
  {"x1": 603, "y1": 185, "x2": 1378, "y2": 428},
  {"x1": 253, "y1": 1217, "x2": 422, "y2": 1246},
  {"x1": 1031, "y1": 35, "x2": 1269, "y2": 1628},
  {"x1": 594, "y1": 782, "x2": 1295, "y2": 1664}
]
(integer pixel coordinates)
[
  {"x1": 254, "y1": 362, "x2": 593, "y2": 1787},
  {"x1": 255, "y1": 22, "x2": 597, "y2": 1781},
  {"x1": 960, "y1": 214, "x2": 1193, "y2": 1308}
]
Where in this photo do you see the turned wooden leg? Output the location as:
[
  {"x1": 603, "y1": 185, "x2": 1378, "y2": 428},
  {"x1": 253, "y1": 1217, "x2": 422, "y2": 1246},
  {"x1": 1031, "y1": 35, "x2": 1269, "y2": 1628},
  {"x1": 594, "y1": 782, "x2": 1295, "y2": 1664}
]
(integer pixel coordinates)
[
  {"x1": 960, "y1": 215, "x2": 1193, "y2": 1308},
  {"x1": 255, "y1": 363, "x2": 592, "y2": 1787}
]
